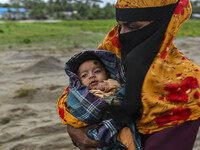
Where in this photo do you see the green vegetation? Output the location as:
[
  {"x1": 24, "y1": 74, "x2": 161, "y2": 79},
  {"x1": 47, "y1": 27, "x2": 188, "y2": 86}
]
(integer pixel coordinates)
[
  {"x1": 0, "y1": 19, "x2": 199, "y2": 51},
  {"x1": 191, "y1": 1, "x2": 200, "y2": 14},
  {"x1": 0, "y1": 0, "x2": 115, "y2": 20},
  {"x1": 15, "y1": 87, "x2": 36, "y2": 98},
  {"x1": 0, "y1": 19, "x2": 116, "y2": 51},
  {"x1": 176, "y1": 20, "x2": 200, "y2": 38}
]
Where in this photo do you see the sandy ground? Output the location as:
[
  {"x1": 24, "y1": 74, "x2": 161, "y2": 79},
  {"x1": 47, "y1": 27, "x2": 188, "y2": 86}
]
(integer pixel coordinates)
[{"x1": 0, "y1": 37, "x2": 200, "y2": 150}]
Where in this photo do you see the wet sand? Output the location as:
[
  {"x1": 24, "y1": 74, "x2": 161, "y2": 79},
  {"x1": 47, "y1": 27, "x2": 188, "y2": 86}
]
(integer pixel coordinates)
[{"x1": 0, "y1": 37, "x2": 199, "y2": 150}]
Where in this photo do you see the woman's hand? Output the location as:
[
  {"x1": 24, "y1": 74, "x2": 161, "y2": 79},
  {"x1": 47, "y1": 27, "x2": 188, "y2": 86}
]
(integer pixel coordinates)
[{"x1": 67, "y1": 124, "x2": 104, "y2": 150}]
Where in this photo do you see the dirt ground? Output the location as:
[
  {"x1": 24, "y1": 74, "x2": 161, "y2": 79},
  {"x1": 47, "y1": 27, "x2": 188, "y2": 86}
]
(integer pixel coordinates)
[{"x1": 0, "y1": 37, "x2": 200, "y2": 150}]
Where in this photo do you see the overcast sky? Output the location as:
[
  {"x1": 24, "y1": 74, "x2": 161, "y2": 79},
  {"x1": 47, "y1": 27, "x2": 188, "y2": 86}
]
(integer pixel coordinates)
[{"x1": 0, "y1": 0, "x2": 117, "y2": 6}]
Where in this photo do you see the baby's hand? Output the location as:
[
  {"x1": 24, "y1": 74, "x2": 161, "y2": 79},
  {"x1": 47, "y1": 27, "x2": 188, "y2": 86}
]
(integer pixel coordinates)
[{"x1": 96, "y1": 82, "x2": 106, "y2": 91}]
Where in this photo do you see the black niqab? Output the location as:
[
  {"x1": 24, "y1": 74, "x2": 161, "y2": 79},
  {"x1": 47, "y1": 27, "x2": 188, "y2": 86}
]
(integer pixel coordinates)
[{"x1": 108, "y1": 2, "x2": 179, "y2": 124}]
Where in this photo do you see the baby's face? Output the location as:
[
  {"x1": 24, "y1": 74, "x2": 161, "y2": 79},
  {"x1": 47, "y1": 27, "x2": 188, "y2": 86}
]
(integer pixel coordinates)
[{"x1": 78, "y1": 60, "x2": 107, "y2": 90}]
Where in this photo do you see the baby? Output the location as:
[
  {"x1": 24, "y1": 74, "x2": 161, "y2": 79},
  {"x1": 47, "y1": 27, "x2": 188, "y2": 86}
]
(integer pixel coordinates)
[
  {"x1": 77, "y1": 58, "x2": 121, "y2": 105},
  {"x1": 57, "y1": 50, "x2": 141, "y2": 150}
]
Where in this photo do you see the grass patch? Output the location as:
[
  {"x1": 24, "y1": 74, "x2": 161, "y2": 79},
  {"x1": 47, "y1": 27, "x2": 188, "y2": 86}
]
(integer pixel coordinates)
[
  {"x1": 0, "y1": 20, "x2": 116, "y2": 45},
  {"x1": 23, "y1": 38, "x2": 31, "y2": 44},
  {"x1": 0, "y1": 19, "x2": 199, "y2": 51},
  {"x1": 177, "y1": 19, "x2": 200, "y2": 38},
  {"x1": 15, "y1": 87, "x2": 36, "y2": 98},
  {"x1": 0, "y1": 19, "x2": 116, "y2": 51}
]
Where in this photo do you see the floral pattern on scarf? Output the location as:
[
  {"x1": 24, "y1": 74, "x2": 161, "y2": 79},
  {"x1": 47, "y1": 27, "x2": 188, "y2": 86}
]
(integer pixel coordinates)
[{"x1": 98, "y1": 0, "x2": 200, "y2": 134}]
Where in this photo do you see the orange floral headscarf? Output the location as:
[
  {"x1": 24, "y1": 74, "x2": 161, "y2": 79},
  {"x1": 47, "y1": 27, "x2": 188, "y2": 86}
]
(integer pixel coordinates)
[{"x1": 98, "y1": 0, "x2": 200, "y2": 134}]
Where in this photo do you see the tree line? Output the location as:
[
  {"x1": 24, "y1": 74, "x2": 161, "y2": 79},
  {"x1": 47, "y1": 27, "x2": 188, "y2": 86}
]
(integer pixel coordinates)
[
  {"x1": 0, "y1": 0, "x2": 200, "y2": 20},
  {"x1": 191, "y1": 0, "x2": 200, "y2": 14},
  {"x1": 0, "y1": 0, "x2": 115, "y2": 20}
]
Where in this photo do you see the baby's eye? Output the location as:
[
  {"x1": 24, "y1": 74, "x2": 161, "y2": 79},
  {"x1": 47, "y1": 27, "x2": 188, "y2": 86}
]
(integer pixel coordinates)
[
  {"x1": 94, "y1": 70, "x2": 101, "y2": 74},
  {"x1": 81, "y1": 74, "x2": 87, "y2": 78}
]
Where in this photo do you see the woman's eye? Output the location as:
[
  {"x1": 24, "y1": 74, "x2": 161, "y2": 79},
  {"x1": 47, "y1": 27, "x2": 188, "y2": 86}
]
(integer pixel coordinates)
[
  {"x1": 128, "y1": 25, "x2": 135, "y2": 29},
  {"x1": 129, "y1": 25, "x2": 140, "y2": 30}
]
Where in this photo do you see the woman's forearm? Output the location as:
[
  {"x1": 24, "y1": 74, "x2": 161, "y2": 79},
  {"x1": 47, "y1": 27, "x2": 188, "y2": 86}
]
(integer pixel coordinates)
[{"x1": 67, "y1": 124, "x2": 103, "y2": 150}]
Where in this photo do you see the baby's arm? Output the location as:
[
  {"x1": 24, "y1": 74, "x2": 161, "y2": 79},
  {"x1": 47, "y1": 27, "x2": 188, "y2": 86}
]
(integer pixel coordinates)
[{"x1": 67, "y1": 124, "x2": 104, "y2": 149}]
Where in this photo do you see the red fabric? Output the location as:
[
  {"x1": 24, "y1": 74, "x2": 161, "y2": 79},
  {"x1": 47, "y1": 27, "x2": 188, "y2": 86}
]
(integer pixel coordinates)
[
  {"x1": 174, "y1": 0, "x2": 189, "y2": 15},
  {"x1": 155, "y1": 106, "x2": 191, "y2": 126},
  {"x1": 164, "y1": 76, "x2": 199, "y2": 102}
]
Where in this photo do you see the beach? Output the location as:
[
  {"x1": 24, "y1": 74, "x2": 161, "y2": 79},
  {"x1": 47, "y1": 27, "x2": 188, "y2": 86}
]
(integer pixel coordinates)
[{"x1": 0, "y1": 37, "x2": 199, "y2": 150}]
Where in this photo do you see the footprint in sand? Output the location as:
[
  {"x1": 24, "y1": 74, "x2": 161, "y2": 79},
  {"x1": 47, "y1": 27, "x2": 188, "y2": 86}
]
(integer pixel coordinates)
[
  {"x1": 8, "y1": 107, "x2": 38, "y2": 119},
  {"x1": 0, "y1": 117, "x2": 10, "y2": 125},
  {"x1": 10, "y1": 143, "x2": 37, "y2": 150}
]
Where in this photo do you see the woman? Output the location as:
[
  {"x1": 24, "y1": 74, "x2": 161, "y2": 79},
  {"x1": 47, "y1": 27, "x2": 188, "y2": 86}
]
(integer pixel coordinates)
[{"x1": 58, "y1": 0, "x2": 200, "y2": 149}]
